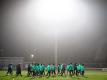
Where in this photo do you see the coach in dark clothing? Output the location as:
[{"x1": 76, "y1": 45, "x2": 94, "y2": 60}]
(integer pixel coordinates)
[
  {"x1": 28, "y1": 64, "x2": 32, "y2": 76},
  {"x1": 16, "y1": 64, "x2": 22, "y2": 76},
  {"x1": 7, "y1": 64, "x2": 13, "y2": 75}
]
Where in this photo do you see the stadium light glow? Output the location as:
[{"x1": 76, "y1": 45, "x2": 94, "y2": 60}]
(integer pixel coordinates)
[
  {"x1": 25, "y1": 0, "x2": 89, "y2": 64},
  {"x1": 31, "y1": 54, "x2": 34, "y2": 59},
  {"x1": 25, "y1": 0, "x2": 88, "y2": 36}
]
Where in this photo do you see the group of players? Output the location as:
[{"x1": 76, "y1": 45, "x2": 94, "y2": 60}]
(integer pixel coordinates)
[
  {"x1": 6, "y1": 63, "x2": 85, "y2": 77},
  {"x1": 27, "y1": 63, "x2": 85, "y2": 77}
]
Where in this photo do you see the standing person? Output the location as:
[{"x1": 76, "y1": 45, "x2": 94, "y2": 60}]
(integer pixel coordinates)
[
  {"x1": 51, "y1": 64, "x2": 56, "y2": 76},
  {"x1": 69, "y1": 63, "x2": 74, "y2": 76},
  {"x1": 66, "y1": 64, "x2": 70, "y2": 75},
  {"x1": 42, "y1": 64, "x2": 45, "y2": 76},
  {"x1": 46, "y1": 64, "x2": 51, "y2": 77},
  {"x1": 58, "y1": 64, "x2": 61, "y2": 75},
  {"x1": 39, "y1": 64, "x2": 44, "y2": 77},
  {"x1": 61, "y1": 64, "x2": 66, "y2": 76},
  {"x1": 7, "y1": 64, "x2": 13, "y2": 75},
  {"x1": 80, "y1": 64, "x2": 85, "y2": 76},
  {"x1": 30, "y1": 63, "x2": 33, "y2": 75},
  {"x1": 77, "y1": 64, "x2": 81, "y2": 76},
  {"x1": 74, "y1": 63, "x2": 78, "y2": 76},
  {"x1": 16, "y1": 64, "x2": 22, "y2": 76},
  {"x1": 36, "y1": 63, "x2": 40, "y2": 76},
  {"x1": 27, "y1": 64, "x2": 32, "y2": 76},
  {"x1": 31, "y1": 64, "x2": 35, "y2": 77}
]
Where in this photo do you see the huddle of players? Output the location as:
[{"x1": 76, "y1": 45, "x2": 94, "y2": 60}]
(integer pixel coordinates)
[
  {"x1": 57, "y1": 63, "x2": 84, "y2": 76},
  {"x1": 27, "y1": 63, "x2": 85, "y2": 77},
  {"x1": 66, "y1": 63, "x2": 85, "y2": 76},
  {"x1": 28, "y1": 64, "x2": 56, "y2": 77}
]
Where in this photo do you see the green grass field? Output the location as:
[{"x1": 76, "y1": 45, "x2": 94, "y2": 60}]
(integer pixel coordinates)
[{"x1": 0, "y1": 70, "x2": 107, "y2": 80}]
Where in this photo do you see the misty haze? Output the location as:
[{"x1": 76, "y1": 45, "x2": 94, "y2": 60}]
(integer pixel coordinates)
[{"x1": 0, "y1": 0, "x2": 107, "y2": 64}]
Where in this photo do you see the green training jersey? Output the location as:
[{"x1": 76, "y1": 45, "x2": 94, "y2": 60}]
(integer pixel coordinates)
[
  {"x1": 80, "y1": 65, "x2": 85, "y2": 71},
  {"x1": 36, "y1": 65, "x2": 39, "y2": 71},
  {"x1": 47, "y1": 65, "x2": 51, "y2": 71},
  {"x1": 77, "y1": 64, "x2": 81, "y2": 71},
  {"x1": 58, "y1": 65, "x2": 61, "y2": 70},
  {"x1": 60, "y1": 64, "x2": 63, "y2": 70},
  {"x1": 66, "y1": 65, "x2": 69, "y2": 71},
  {"x1": 69, "y1": 64, "x2": 73, "y2": 70},
  {"x1": 51, "y1": 65, "x2": 56, "y2": 71},
  {"x1": 39, "y1": 65, "x2": 43, "y2": 71},
  {"x1": 31, "y1": 65, "x2": 35, "y2": 71}
]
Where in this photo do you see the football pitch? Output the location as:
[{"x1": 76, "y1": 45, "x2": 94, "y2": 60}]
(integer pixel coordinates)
[{"x1": 0, "y1": 70, "x2": 107, "y2": 80}]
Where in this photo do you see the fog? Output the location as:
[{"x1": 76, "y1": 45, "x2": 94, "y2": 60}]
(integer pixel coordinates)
[{"x1": 0, "y1": 0, "x2": 107, "y2": 64}]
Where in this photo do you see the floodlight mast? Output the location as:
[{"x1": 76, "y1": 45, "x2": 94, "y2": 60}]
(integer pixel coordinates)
[{"x1": 54, "y1": 31, "x2": 58, "y2": 66}]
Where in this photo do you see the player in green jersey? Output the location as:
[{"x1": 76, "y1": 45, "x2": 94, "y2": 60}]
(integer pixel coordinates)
[
  {"x1": 80, "y1": 64, "x2": 85, "y2": 76},
  {"x1": 66, "y1": 64, "x2": 70, "y2": 75},
  {"x1": 51, "y1": 64, "x2": 56, "y2": 76},
  {"x1": 61, "y1": 64, "x2": 66, "y2": 76},
  {"x1": 77, "y1": 64, "x2": 81, "y2": 76},
  {"x1": 46, "y1": 64, "x2": 51, "y2": 77},
  {"x1": 69, "y1": 63, "x2": 74, "y2": 76},
  {"x1": 58, "y1": 64, "x2": 61, "y2": 75}
]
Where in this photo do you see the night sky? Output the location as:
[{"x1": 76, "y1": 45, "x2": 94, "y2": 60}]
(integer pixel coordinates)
[{"x1": 0, "y1": 0, "x2": 107, "y2": 64}]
